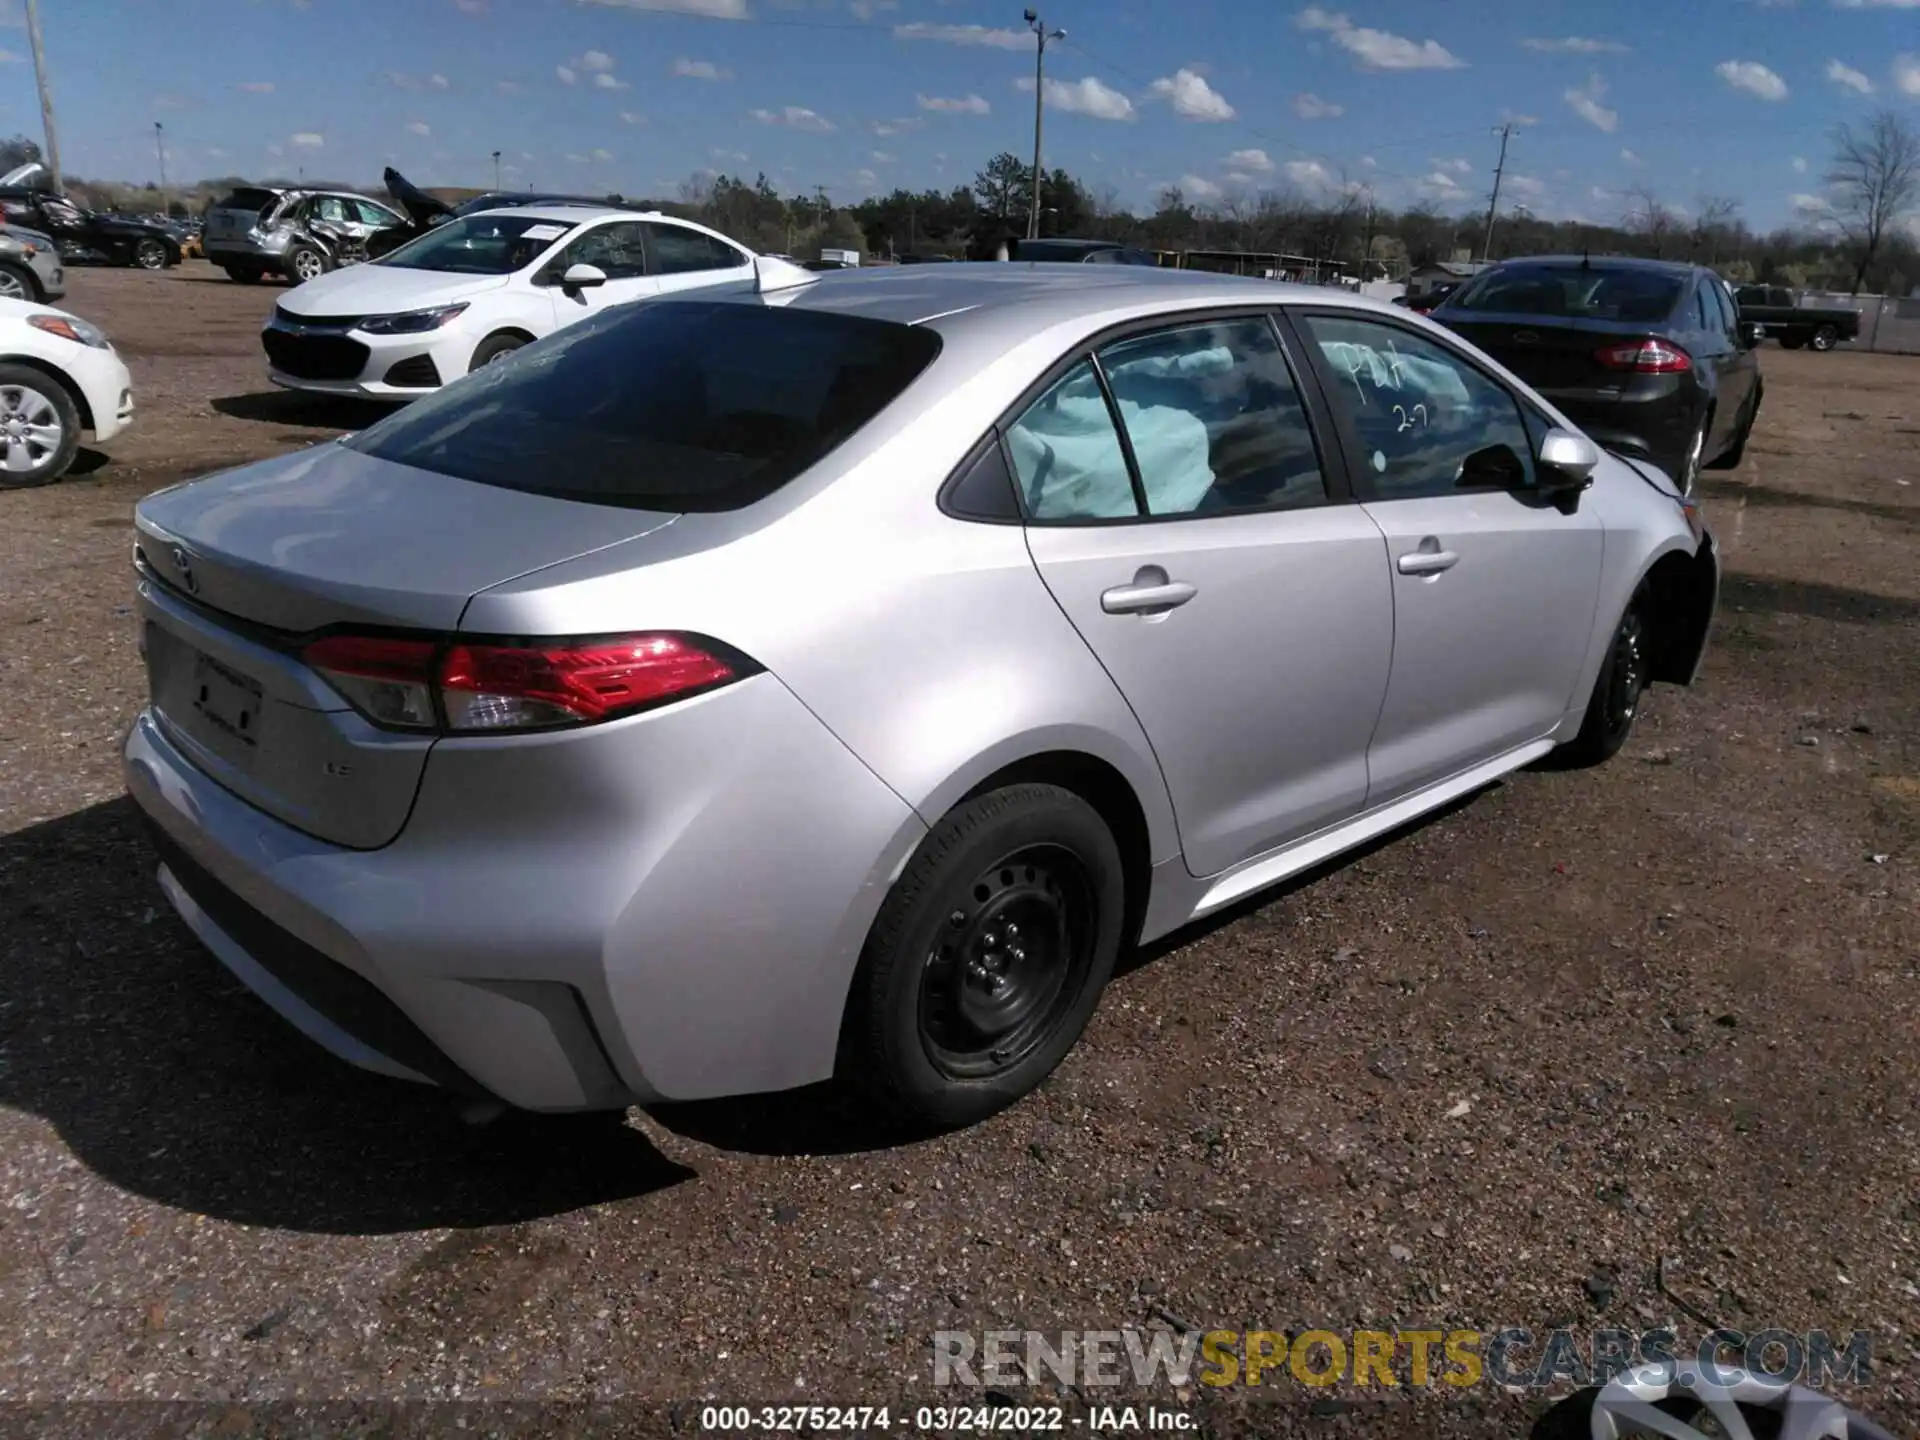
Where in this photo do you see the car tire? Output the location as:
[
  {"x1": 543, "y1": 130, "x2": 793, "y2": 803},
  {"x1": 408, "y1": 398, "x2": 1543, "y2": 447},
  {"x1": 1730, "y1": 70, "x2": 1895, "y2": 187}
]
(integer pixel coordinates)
[
  {"x1": 1810, "y1": 323, "x2": 1840, "y2": 352},
  {"x1": 223, "y1": 266, "x2": 262, "y2": 284},
  {"x1": 1554, "y1": 588, "x2": 1651, "y2": 769},
  {"x1": 0, "y1": 364, "x2": 83, "y2": 489},
  {"x1": 133, "y1": 239, "x2": 167, "y2": 271},
  {"x1": 0, "y1": 260, "x2": 41, "y2": 302},
  {"x1": 843, "y1": 783, "x2": 1126, "y2": 1131},
  {"x1": 286, "y1": 246, "x2": 326, "y2": 284},
  {"x1": 1707, "y1": 384, "x2": 1761, "y2": 471},
  {"x1": 1778, "y1": 334, "x2": 1805, "y2": 350},
  {"x1": 468, "y1": 332, "x2": 529, "y2": 371}
]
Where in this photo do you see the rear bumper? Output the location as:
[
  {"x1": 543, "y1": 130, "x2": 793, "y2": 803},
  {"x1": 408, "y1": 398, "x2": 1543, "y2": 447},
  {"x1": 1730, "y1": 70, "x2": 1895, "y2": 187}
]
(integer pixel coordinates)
[
  {"x1": 122, "y1": 676, "x2": 926, "y2": 1112},
  {"x1": 1539, "y1": 386, "x2": 1694, "y2": 474}
]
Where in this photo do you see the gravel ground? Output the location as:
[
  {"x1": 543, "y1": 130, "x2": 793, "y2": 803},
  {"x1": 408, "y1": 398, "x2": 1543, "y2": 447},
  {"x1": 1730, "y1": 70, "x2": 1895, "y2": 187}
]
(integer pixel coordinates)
[{"x1": 1, "y1": 266, "x2": 1917, "y2": 1438}]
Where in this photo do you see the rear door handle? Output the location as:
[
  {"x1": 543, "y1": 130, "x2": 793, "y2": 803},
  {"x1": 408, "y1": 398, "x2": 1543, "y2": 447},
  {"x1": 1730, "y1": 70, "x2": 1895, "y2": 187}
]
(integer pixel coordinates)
[
  {"x1": 1101, "y1": 579, "x2": 1198, "y2": 614},
  {"x1": 1397, "y1": 549, "x2": 1460, "y2": 576}
]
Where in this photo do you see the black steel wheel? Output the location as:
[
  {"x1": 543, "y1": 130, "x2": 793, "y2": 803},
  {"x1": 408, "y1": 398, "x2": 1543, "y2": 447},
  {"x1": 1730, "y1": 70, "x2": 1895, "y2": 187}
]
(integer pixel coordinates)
[
  {"x1": 1554, "y1": 589, "x2": 1651, "y2": 768},
  {"x1": 846, "y1": 783, "x2": 1124, "y2": 1130}
]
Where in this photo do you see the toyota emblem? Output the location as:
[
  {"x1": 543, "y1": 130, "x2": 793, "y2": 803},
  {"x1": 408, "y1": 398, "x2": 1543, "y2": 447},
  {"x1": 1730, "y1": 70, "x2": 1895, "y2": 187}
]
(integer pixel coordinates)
[{"x1": 170, "y1": 544, "x2": 199, "y2": 595}]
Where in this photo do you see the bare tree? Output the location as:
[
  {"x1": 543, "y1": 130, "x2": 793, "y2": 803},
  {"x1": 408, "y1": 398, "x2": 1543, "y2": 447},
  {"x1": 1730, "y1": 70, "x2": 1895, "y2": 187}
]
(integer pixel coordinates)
[
  {"x1": 1621, "y1": 184, "x2": 1678, "y2": 259},
  {"x1": 1689, "y1": 194, "x2": 1741, "y2": 265},
  {"x1": 1826, "y1": 109, "x2": 1920, "y2": 295}
]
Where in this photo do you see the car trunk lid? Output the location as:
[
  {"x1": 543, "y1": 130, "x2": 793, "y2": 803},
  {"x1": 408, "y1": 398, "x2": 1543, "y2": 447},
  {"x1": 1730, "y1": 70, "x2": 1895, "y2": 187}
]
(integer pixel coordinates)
[
  {"x1": 205, "y1": 188, "x2": 286, "y2": 243},
  {"x1": 1433, "y1": 314, "x2": 1677, "y2": 392},
  {"x1": 133, "y1": 443, "x2": 678, "y2": 848}
]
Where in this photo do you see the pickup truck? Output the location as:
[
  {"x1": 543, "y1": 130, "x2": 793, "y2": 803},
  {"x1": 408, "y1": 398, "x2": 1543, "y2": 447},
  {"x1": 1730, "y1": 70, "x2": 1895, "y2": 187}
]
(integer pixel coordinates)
[{"x1": 1732, "y1": 285, "x2": 1861, "y2": 351}]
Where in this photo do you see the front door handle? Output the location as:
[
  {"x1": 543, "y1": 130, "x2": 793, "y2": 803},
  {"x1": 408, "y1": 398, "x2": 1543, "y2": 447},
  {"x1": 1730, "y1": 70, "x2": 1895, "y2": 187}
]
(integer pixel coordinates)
[
  {"x1": 1101, "y1": 575, "x2": 1198, "y2": 614},
  {"x1": 1397, "y1": 548, "x2": 1460, "y2": 576}
]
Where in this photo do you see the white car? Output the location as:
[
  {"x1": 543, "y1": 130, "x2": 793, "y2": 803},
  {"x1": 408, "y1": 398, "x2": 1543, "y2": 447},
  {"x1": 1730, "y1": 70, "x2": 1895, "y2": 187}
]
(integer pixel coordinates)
[
  {"x1": 262, "y1": 204, "x2": 758, "y2": 399},
  {"x1": 0, "y1": 294, "x2": 134, "y2": 488}
]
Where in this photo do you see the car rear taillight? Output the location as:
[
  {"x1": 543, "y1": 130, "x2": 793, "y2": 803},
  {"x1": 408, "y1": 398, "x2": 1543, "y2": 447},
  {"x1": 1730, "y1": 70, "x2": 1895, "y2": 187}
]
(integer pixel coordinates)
[
  {"x1": 300, "y1": 632, "x2": 748, "y2": 733},
  {"x1": 1594, "y1": 338, "x2": 1692, "y2": 373}
]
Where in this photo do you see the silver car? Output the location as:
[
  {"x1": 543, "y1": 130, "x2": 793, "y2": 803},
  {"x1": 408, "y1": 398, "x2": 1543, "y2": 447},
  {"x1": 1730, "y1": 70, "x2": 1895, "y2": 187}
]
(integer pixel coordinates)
[
  {"x1": 0, "y1": 224, "x2": 65, "y2": 301},
  {"x1": 123, "y1": 264, "x2": 1719, "y2": 1128}
]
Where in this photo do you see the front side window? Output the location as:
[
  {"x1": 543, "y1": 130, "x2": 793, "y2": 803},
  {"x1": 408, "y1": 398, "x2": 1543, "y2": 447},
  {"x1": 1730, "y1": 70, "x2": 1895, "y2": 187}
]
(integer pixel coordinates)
[
  {"x1": 645, "y1": 223, "x2": 747, "y2": 275},
  {"x1": 1005, "y1": 360, "x2": 1140, "y2": 520},
  {"x1": 554, "y1": 220, "x2": 649, "y2": 280},
  {"x1": 1095, "y1": 318, "x2": 1326, "y2": 516},
  {"x1": 375, "y1": 213, "x2": 577, "y2": 275},
  {"x1": 347, "y1": 300, "x2": 942, "y2": 513},
  {"x1": 1299, "y1": 314, "x2": 1535, "y2": 501},
  {"x1": 309, "y1": 196, "x2": 351, "y2": 225}
]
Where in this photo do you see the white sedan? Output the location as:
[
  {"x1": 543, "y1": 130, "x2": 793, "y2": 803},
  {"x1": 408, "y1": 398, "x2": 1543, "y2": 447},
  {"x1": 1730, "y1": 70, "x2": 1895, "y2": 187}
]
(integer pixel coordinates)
[
  {"x1": 262, "y1": 204, "x2": 758, "y2": 399},
  {"x1": 0, "y1": 294, "x2": 134, "y2": 488}
]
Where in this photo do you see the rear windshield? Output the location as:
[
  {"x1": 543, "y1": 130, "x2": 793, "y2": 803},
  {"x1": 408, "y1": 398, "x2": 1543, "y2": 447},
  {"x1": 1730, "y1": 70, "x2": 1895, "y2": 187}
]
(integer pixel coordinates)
[
  {"x1": 213, "y1": 188, "x2": 282, "y2": 215},
  {"x1": 1444, "y1": 264, "x2": 1685, "y2": 323},
  {"x1": 345, "y1": 300, "x2": 944, "y2": 512}
]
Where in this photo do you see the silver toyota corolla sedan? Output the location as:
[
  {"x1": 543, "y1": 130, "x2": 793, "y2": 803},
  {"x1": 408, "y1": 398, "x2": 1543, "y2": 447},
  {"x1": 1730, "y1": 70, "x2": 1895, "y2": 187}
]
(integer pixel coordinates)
[{"x1": 123, "y1": 262, "x2": 1719, "y2": 1129}]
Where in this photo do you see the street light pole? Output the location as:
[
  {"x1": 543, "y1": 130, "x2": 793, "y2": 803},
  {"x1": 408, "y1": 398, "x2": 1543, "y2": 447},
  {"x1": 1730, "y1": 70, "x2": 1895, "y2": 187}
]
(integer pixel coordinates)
[
  {"x1": 154, "y1": 121, "x2": 167, "y2": 208},
  {"x1": 1024, "y1": 8, "x2": 1065, "y2": 241},
  {"x1": 492, "y1": 150, "x2": 502, "y2": 190},
  {"x1": 24, "y1": 0, "x2": 63, "y2": 194}
]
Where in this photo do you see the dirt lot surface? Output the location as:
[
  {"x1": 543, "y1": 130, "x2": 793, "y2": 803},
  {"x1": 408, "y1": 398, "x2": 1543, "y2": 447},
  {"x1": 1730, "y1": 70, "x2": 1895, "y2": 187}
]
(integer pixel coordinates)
[{"x1": 1, "y1": 265, "x2": 1917, "y2": 1437}]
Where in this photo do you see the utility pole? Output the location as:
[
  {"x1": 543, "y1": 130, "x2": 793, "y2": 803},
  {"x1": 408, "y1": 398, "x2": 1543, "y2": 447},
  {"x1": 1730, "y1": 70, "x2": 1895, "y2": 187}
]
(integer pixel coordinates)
[
  {"x1": 24, "y1": 0, "x2": 63, "y2": 194},
  {"x1": 1480, "y1": 121, "x2": 1514, "y2": 262},
  {"x1": 1360, "y1": 185, "x2": 1377, "y2": 283},
  {"x1": 1024, "y1": 8, "x2": 1065, "y2": 240},
  {"x1": 154, "y1": 122, "x2": 167, "y2": 208},
  {"x1": 492, "y1": 150, "x2": 502, "y2": 190}
]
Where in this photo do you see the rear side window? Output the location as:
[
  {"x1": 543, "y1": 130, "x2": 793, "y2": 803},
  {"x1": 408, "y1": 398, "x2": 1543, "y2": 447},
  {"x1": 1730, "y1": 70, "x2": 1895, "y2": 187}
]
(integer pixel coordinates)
[
  {"x1": 214, "y1": 188, "x2": 281, "y2": 216},
  {"x1": 347, "y1": 301, "x2": 943, "y2": 512}
]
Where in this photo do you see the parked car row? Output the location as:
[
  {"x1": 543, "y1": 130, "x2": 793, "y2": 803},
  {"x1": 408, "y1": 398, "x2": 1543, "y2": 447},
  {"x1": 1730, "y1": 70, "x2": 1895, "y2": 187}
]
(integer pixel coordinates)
[{"x1": 0, "y1": 163, "x2": 184, "y2": 271}]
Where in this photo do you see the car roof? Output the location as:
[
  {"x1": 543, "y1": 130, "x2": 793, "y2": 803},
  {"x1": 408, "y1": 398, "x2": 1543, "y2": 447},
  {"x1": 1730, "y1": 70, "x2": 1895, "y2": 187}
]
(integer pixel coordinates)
[
  {"x1": 1494, "y1": 254, "x2": 1702, "y2": 276},
  {"x1": 727, "y1": 262, "x2": 1395, "y2": 337},
  {"x1": 456, "y1": 202, "x2": 673, "y2": 225}
]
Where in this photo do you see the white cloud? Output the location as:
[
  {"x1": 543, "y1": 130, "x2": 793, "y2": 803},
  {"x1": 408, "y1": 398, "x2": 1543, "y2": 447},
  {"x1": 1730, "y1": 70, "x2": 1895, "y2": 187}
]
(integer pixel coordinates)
[
  {"x1": 620, "y1": 109, "x2": 646, "y2": 124},
  {"x1": 1433, "y1": 155, "x2": 1472, "y2": 173},
  {"x1": 1225, "y1": 148, "x2": 1273, "y2": 173},
  {"x1": 1422, "y1": 170, "x2": 1464, "y2": 195},
  {"x1": 235, "y1": 81, "x2": 274, "y2": 93},
  {"x1": 893, "y1": 21, "x2": 1028, "y2": 49},
  {"x1": 1620, "y1": 148, "x2": 1641, "y2": 164},
  {"x1": 289, "y1": 131, "x2": 324, "y2": 149},
  {"x1": 1564, "y1": 72, "x2": 1618, "y2": 131},
  {"x1": 593, "y1": 71, "x2": 629, "y2": 89},
  {"x1": 1831, "y1": 0, "x2": 1920, "y2": 7},
  {"x1": 917, "y1": 92, "x2": 990, "y2": 114},
  {"x1": 578, "y1": 0, "x2": 748, "y2": 17},
  {"x1": 871, "y1": 149, "x2": 895, "y2": 162},
  {"x1": 592, "y1": 147, "x2": 614, "y2": 162},
  {"x1": 496, "y1": 79, "x2": 525, "y2": 94},
  {"x1": 1716, "y1": 59, "x2": 1789, "y2": 100},
  {"x1": 1897, "y1": 54, "x2": 1920, "y2": 96},
  {"x1": 1294, "y1": 8, "x2": 1464, "y2": 71},
  {"x1": 1825, "y1": 58, "x2": 1874, "y2": 93},
  {"x1": 1793, "y1": 155, "x2": 1809, "y2": 172},
  {"x1": 1520, "y1": 36, "x2": 1628, "y2": 54},
  {"x1": 672, "y1": 57, "x2": 732, "y2": 80},
  {"x1": 854, "y1": 168, "x2": 880, "y2": 188},
  {"x1": 849, "y1": 0, "x2": 897, "y2": 17},
  {"x1": 406, "y1": 120, "x2": 431, "y2": 136},
  {"x1": 556, "y1": 64, "x2": 577, "y2": 84},
  {"x1": 1293, "y1": 92, "x2": 1344, "y2": 119},
  {"x1": 1148, "y1": 68, "x2": 1236, "y2": 121},
  {"x1": 711, "y1": 147, "x2": 749, "y2": 162},
  {"x1": 428, "y1": 73, "x2": 449, "y2": 89},
  {"x1": 580, "y1": 50, "x2": 616, "y2": 71},
  {"x1": 1284, "y1": 159, "x2": 1332, "y2": 187},
  {"x1": 1179, "y1": 173, "x2": 1222, "y2": 200},
  {"x1": 870, "y1": 116, "x2": 924, "y2": 136},
  {"x1": 751, "y1": 105, "x2": 837, "y2": 132},
  {"x1": 1360, "y1": 154, "x2": 1377, "y2": 168},
  {"x1": 1791, "y1": 193, "x2": 1831, "y2": 217},
  {"x1": 1014, "y1": 74, "x2": 1134, "y2": 121}
]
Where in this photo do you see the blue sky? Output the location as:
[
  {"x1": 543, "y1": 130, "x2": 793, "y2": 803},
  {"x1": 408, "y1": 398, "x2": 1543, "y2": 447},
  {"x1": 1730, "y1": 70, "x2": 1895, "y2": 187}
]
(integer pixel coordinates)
[{"x1": 3, "y1": 0, "x2": 1918, "y2": 228}]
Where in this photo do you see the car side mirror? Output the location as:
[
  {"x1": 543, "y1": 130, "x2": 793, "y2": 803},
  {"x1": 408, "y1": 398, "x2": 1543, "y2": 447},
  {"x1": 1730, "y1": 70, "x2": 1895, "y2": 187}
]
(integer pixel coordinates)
[
  {"x1": 560, "y1": 262, "x2": 607, "y2": 290},
  {"x1": 1537, "y1": 427, "x2": 1600, "y2": 488},
  {"x1": 1456, "y1": 442, "x2": 1529, "y2": 491},
  {"x1": 1738, "y1": 321, "x2": 1764, "y2": 349}
]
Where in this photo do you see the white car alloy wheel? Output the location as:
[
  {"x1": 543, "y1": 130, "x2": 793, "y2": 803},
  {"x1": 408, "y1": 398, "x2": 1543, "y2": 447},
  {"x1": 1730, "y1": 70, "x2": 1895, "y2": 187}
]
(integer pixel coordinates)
[
  {"x1": 135, "y1": 239, "x2": 167, "y2": 271},
  {"x1": 0, "y1": 382, "x2": 69, "y2": 481},
  {"x1": 0, "y1": 268, "x2": 29, "y2": 300},
  {"x1": 291, "y1": 247, "x2": 325, "y2": 282}
]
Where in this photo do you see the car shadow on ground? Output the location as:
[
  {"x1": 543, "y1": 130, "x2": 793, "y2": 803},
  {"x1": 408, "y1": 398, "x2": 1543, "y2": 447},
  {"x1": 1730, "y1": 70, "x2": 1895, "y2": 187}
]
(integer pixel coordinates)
[
  {"x1": 0, "y1": 798, "x2": 696, "y2": 1236},
  {"x1": 1696, "y1": 475, "x2": 1919, "y2": 529},
  {"x1": 211, "y1": 391, "x2": 399, "y2": 433}
]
